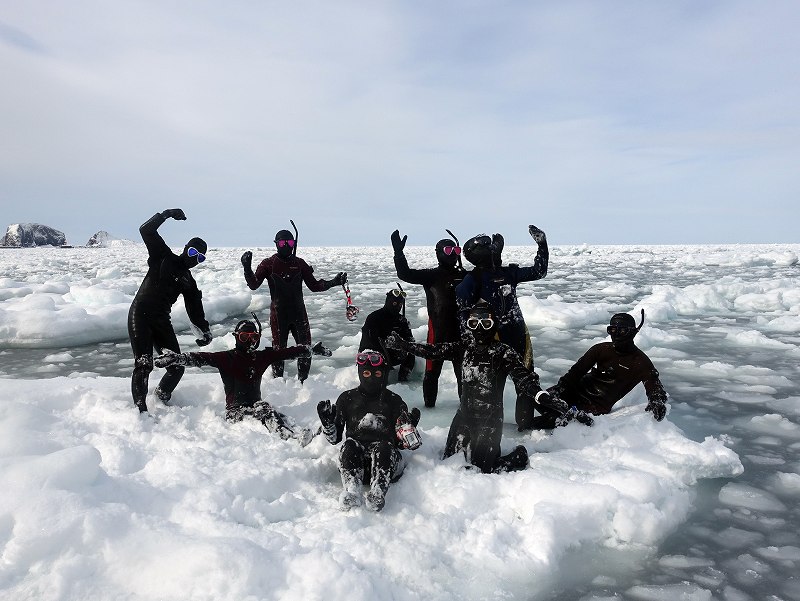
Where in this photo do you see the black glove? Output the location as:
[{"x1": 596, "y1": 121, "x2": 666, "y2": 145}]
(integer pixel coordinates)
[
  {"x1": 241, "y1": 251, "x2": 253, "y2": 269},
  {"x1": 646, "y1": 399, "x2": 667, "y2": 422},
  {"x1": 317, "y1": 400, "x2": 336, "y2": 424},
  {"x1": 161, "y1": 208, "x2": 187, "y2": 221},
  {"x1": 331, "y1": 272, "x2": 347, "y2": 286},
  {"x1": 555, "y1": 406, "x2": 594, "y2": 428},
  {"x1": 391, "y1": 230, "x2": 407, "y2": 254},
  {"x1": 410, "y1": 407, "x2": 421, "y2": 427},
  {"x1": 311, "y1": 341, "x2": 332, "y2": 357},
  {"x1": 492, "y1": 233, "x2": 504, "y2": 255},
  {"x1": 384, "y1": 333, "x2": 407, "y2": 351},
  {"x1": 528, "y1": 225, "x2": 547, "y2": 245},
  {"x1": 195, "y1": 330, "x2": 213, "y2": 346},
  {"x1": 534, "y1": 390, "x2": 568, "y2": 415},
  {"x1": 154, "y1": 350, "x2": 188, "y2": 368}
]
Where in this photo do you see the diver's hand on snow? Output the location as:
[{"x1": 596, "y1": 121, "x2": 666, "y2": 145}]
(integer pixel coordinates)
[
  {"x1": 195, "y1": 330, "x2": 213, "y2": 347},
  {"x1": 161, "y1": 208, "x2": 186, "y2": 221},
  {"x1": 554, "y1": 405, "x2": 594, "y2": 428},
  {"x1": 331, "y1": 272, "x2": 347, "y2": 287},
  {"x1": 646, "y1": 399, "x2": 667, "y2": 422},
  {"x1": 528, "y1": 225, "x2": 547, "y2": 245},
  {"x1": 311, "y1": 342, "x2": 332, "y2": 357},
  {"x1": 154, "y1": 350, "x2": 188, "y2": 368},
  {"x1": 391, "y1": 230, "x2": 407, "y2": 254},
  {"x1": 410, "y1": 407, "x2": 421, "y2": 427},
  {"x1": 241, "y1": 251, "x2": 252, "y2": 269}
]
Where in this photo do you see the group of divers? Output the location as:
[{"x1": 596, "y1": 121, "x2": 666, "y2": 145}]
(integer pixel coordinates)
[{"x1": 129, "y1": 208, "x2": 669, "y2": 512}]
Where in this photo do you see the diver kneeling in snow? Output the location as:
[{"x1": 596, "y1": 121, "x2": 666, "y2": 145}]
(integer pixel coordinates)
[
  {"x1": 359, "y1": 285, "x2": 416, "y2": 382},
  {"x1": 128, "y1": 208, "x2": 212, "y2": 413},
  {"x1": 317, "y1": 351, "x2": 421, "y2": 512},
  {"x1": 520, "y1": 311, "x2": 668, "y2": 430},
  {"x1": 386, "y1": 301, "x2": 568, "y2": 474},
  {"x1": 154, "y1": 314, "x2": 331, "y2": 446}
]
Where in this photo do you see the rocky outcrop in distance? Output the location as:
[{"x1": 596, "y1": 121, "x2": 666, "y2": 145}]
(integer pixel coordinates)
[
  {"x1": 1, "y1": 223, "x2": 67, "y2": 247},
  {"x1": 86, "y1": 231, "x2": 135, "y2": 247}
]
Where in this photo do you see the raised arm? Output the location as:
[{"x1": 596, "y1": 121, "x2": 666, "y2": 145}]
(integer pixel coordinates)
[
  {"x1": 139, "y1": 209, "x2": 185, "y2": 258},
  {"x1": 392, "y1": 230, "x2": 436, "y2": 286},
  {"x1": 513, "y1": 225, "x2": 549, "y2": 283}
]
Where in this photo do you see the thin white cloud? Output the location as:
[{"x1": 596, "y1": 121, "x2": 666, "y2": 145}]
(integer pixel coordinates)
[{"x1": 0, "y1": 1, "x2": 798, "y2": 246}]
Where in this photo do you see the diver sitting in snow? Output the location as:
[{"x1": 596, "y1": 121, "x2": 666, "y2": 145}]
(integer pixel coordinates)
[
  {"x1": 455, "y1": 225, "x2": 549, "y2": 430},
  {"x1": 391, "y1": 229, "x2": 465, "y2": 407},
  {"x1": 520, "y1": 311, "x2": 668, "y2": 430},
  {"x1": 154, "y1": 315, "x2": 331, "y2": 446},
  {"x1": 128, "y1": 208, "x2": 212, "y2": 413},
  {"x1": 241, "y1": 222, "x2": 346, "y2": 382},
  {"x1": 359, "y1": 285, "x2": 416, "y2": 382},
  {"x1": 385, "y1": 301, "x2": 568, "y2": 474},
  {"x1": 317, "y1": 350, "x2": 422, "y2": 512}
]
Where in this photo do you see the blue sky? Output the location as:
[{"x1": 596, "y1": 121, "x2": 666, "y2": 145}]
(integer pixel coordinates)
[{"x1": 1, "y1": 1, "x2": 798, "y2": 246}]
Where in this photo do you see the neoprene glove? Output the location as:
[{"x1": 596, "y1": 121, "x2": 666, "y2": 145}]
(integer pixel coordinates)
[
  {"x1": 384, "y1": 333, "x2": 407, "y2": 351},
  {"x1": 555, "y1": 406, "x2": 595, "y2": 428},
  {"x1": 311, "y1": 341, "x2": 332, "y2": 357},
  {"x1": 390, "y1": 230, "x2": 407, "y2": 254},
  {"x1": 645, "y1": 399, "x2": 667, "y2": 421},
  {"x1": 154, "y1": 350, "x2": 188, "y2": 368},
  {"x1": 528, "y1": 225, "x2": 547, "y2": 245},
  {"x1": 196, "y1": 330, "x2": 213, "y2": 347},
  {"x1": 241, "y1": 251, "x2": 253, "y2": 269},
  {"x1": 317, "y1": 400, "x2": 338, "y2": 443},
  {"x1": 492, "y1": 233, "x2": 504, "y2": 255},
  {"x1": 410, "y1": 407, "x2": 421, "y2": 427},
  {"x1": 161, "y1": 208, "x2": 187, "y2": 221},
  {"x1": 331, "y1": 272, "x2": 347, "y2": 287}
]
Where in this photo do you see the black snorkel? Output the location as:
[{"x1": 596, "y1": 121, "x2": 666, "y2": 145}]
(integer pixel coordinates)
[
  {"x1": 445, "y1": 228, "x2": 464, "y2": 271},
  {"x1": 290, "y1": 219, "x2": 298, "y2": 257}
]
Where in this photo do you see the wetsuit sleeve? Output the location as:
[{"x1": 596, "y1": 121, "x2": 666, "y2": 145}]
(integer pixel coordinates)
[
  {"x1": 245, "y1": 257, "x2": 272, "y2": 290},
  {"x1": 642, "y1": 363, "x2": 668, "y2": 406},
  {"x1": 394, "y1": 252, "x2": 436, "y2": 286},
  {"x1": 402, "y1": 340, "x2": 463, "y2": 362},
  {"x1": 182, "y1": 277, "x2": 210, "y2": 332},
  {"x1": 328, "y1": 392, "x2": 348, "y2": 444},
  {"x1": 139, "y1": 213, "x2": 171, "y2": 260},
  {"x1": 182, "y1": 351, "x2": 226, "y2": 369},
  {"x1": 556, "y1": 344, "x2": 601, "y2": 390},
  {"x1": 398, "y1": 317, "x2": 413, "y2": 341},
  {"x1": 501, "y1": 346, "x2": 542, "y2": 393},
  {"x1": 299, "y1": 259, "x2": 335, "y2": 292},
  {"x1": 513, "y1": 239, "x2": 549, "y2": 283}
]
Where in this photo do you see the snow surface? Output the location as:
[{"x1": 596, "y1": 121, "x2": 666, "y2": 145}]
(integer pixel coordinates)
[{"x1": 0, "y1": 243, "x2": 798, "y2": 600}]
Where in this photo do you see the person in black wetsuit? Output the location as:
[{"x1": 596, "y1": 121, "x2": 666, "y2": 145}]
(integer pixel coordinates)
[
  {"x1": 456, "y1": 225, "x2": 549, "y2": 430},
  {"x1": 523, "y1": 312, "x2": 669, "y2": 430},
  {"x1": 386, "y1": 301, "x2": 567, "y2": 474},
  {"x1": 317, "y1": 350, "x2": 422, "y2": 511},
  {"x1": 154, "y1": 316, "x2": 331, "y2": 445},
  {"x1": 391, "y1": 229, "x2": 465, "y2": 407},
  {"x1": 128, "y1": 208, "x2": 212, "y2": 413},
  {"x1": 359, "y1": 285, "x2": 416, "y2": 381},
  {"x1": 241, "y1": 227, "x2": 346, "y2": 382}
]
